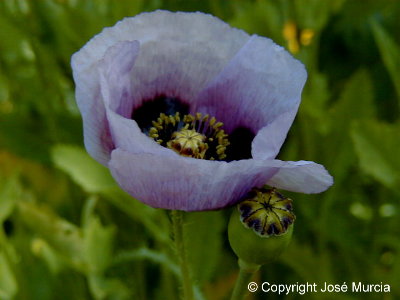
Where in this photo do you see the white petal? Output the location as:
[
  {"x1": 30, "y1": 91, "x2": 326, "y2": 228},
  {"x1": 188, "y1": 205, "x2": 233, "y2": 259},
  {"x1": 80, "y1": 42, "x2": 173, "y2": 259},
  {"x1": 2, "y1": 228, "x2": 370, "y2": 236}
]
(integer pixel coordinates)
[
  {"x1": 98, "y1": 41, "x2": 175, "y2": 157},
  {"x1": 251, "y1": 111, "x2": 297, "y2": 160},
  {"x1": 193, "y1": 35, "x2": 306, "y2": 147},
  {"x1": 109, "y1": 149, "x2": 279, "y2": 211},
  {"x1": 72, "y1": 10, "x2": 250, "y2": 108},
  {"x1": 71, "y1": 41, "x2": 140, "y2": 165},
  {"x1": 266, "y1": 160, "x2": 334, "y2": 193},
  {"x1": 109, "y1": 149, "x2": 332, "y2": 211}
]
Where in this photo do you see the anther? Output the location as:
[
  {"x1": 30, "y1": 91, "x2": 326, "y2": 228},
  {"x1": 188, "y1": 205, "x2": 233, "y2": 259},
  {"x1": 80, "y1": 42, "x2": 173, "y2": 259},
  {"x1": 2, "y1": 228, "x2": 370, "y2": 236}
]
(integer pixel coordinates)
[{"x1": 148, "y1": 112, "x2": 230, "y2": 160}]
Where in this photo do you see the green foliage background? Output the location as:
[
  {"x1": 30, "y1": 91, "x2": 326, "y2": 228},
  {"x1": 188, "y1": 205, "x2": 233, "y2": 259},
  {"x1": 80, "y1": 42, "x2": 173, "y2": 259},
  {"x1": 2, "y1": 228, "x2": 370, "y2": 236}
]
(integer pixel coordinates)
[{"x1": 1, "y1": 0, "x2": 399, "y2": 299}]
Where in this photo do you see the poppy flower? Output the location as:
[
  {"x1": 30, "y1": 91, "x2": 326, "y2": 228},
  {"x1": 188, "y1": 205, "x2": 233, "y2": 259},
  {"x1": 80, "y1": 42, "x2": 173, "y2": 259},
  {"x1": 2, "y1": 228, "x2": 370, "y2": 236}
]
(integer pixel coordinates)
[{"x1": 71, "y1": 10, "x2": 333, "y2": 211}]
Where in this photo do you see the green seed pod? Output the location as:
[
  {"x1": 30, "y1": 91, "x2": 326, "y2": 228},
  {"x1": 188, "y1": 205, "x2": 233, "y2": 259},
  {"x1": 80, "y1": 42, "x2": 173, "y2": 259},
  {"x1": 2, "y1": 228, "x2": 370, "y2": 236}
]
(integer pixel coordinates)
[{"x1": 228, "y1": 187, "x2": 295, "y2": 265}]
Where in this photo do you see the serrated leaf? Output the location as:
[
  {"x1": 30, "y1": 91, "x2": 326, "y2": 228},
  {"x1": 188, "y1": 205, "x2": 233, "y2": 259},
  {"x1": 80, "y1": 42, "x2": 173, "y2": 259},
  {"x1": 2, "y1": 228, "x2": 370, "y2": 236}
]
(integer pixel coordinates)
[
  {"x1": 184, "y1": 211, "x2": 224, "y2": 284},
  {"x1": 17, "y1": 201, "x2": 85, "y2": 268},
  {"x1": 371, "y1": 20, "x2": 400, "y2": 103},
  {"x1": 83, "y1": 216, "x2": 115, "y2": 275},
  {"x1": 51, "y1": 144, "x2": 116, "y2": 193},
  {"x1": 31, "y1": 238, "x2": 65, "y2": 274},
  {"x1": 351, "y1": 120, "x2": 400, "y2": 189}
]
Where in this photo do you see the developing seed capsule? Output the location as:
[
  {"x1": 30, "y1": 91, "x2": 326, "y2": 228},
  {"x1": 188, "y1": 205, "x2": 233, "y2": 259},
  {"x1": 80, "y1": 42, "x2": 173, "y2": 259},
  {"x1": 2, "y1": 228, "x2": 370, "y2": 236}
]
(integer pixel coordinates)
[{"x1": 228, "y1": 187, "x2": 294, "y2": 265}]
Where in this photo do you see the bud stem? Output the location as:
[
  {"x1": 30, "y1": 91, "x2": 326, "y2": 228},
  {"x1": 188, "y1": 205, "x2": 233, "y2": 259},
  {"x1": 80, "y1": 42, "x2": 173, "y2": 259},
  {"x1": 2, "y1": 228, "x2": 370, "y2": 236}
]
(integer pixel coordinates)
[
  {"x1": 230, "y1": 259, "x2": 260, "y2": 300},
  {"x1": 171, "y1": 210, "x2": 194, "y2": 300}
]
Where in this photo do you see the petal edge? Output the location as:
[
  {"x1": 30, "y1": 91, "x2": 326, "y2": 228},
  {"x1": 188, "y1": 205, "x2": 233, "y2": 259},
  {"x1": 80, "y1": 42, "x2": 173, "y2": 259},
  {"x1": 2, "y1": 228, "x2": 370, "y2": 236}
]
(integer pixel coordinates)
[{"x1": 266, "y1": 160, "x2": 333, "y2": 193}]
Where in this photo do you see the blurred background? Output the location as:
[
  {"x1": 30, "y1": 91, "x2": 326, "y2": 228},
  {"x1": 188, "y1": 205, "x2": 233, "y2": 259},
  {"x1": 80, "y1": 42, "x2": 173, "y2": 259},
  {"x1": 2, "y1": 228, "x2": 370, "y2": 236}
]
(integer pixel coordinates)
[{"x1": 0, "y1": 0, "x2": 399, "y2": 299}]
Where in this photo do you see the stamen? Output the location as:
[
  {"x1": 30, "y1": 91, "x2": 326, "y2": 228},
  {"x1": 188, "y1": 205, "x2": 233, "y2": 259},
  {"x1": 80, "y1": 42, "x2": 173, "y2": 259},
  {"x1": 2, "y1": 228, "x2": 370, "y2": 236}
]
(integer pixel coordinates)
[
  {"x1": 167, "y1": 129, "x2": 208, "y2": 159},
  {"x1": 148, "y1": 112, "x2": 229, "y2": 160},
  {"x1": 238, "y1": 187, "x2": 296, "y2": 237}
]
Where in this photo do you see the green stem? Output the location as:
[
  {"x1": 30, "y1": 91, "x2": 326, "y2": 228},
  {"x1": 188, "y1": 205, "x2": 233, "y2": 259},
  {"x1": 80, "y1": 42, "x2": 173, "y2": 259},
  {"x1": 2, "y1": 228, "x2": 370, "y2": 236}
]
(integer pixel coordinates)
[
  {"x1": 171, "y1": 210, "x2": 194, "y2": 300},
  {"x1": 230, "y1": 259, "x2": 260, "y2": 300}
]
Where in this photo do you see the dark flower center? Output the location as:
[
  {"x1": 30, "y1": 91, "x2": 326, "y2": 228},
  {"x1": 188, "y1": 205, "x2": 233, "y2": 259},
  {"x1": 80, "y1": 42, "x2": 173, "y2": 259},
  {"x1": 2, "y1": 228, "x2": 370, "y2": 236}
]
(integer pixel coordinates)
[
  {"x1": 149, "y1": 112, "x2": 229, "y2": 160},
  {"x1": 238, "y1": 187, "x2": 295, "y2": 237},
  {"x1": 131, "y1": 95, "x2": 255, "y2": 161},
  {"x1": 131, "y1": 95, "x2": 189, "y2": 134}
]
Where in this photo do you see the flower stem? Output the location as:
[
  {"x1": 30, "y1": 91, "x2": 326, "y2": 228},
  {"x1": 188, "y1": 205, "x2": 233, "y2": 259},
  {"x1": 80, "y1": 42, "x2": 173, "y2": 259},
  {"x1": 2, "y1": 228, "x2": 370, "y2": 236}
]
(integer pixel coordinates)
[
  {"x1": 230, "y1": 259, "x2": 260, "y2": 300},
  {"x1": 171, "y1": 210, "x2": 194, "y2": 300}
]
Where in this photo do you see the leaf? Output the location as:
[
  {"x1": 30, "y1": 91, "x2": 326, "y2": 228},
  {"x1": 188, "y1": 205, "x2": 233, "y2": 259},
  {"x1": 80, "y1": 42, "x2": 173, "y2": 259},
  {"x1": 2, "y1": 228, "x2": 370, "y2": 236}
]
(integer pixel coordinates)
[
  {"x1": 330, "y1": 69, "x2": 375, "y2": 128},
  {"x1": 370, "y1": 20, "x2": 400, "y2": 103},
  {"x1": 0, "y1": 252, "x2": 18, "y2": 300},
  {"x1": 281, "y1": 240, "x2": 334, "y2": 283},
  {"x1": 17, "y1": 201, "x2": 85, "y2": 268},
  {"x1": 88, "y1": 274, "x2": 131, "y2": 300},
  {"x1": 31, "y1": 238, "x2": 65, "y2": 274},
  {"x1": 52, "y1": 145, "x2": 171, "y2": 244},
  {"x1": 351, "y1": 120, "x2": 400, "y2": 189},
  {"x1": 229, "y1": 0, "x2": 283, "y2": 43},
  {"x1": 83, "y1": 216, "x2": 115, "y2": 275},
  {"x1": 294, "y1": 0, "x2": 331, "y2": 30},
  {"x1": 113, "y1": 247, "x2": 179, "y2": 276},
  {"x1": 325, "y1": 69, "x2": 375, "y2": 181},
  {"x1": 101, "y1": 187, "x2": 170, "y2": 244},
  {"x1": 184, "y1": 211, "x2": 224, "y2": 284},
  {"x1": 51, "y1": 144, "x2": 116, "y2": 193},
  {"x1": 0, "y1": 176, "x2": 21, "y2": 223},
  {"x1": 80, "y1": 198, "x2": 129, "y2": 299}
]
